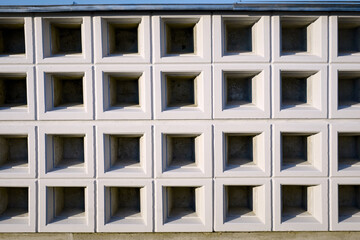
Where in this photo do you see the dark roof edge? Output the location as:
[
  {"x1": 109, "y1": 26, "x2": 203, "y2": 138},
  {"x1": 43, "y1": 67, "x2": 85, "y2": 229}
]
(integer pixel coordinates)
[{"x1": 1, "y1": 2, "x2": 360, "y2": 13}]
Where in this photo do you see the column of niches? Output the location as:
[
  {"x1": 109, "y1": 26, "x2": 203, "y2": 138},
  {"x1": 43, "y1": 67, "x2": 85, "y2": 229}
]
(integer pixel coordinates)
[
  {"x1": 271, "y1": 14, "x2": 329, "y2": 231},
  {"x1": 93, "y1": 14, "x2": 153, "y2": 232},
  {"x1": 34, "y1": 14, "x2": 95, "y2": 232},
  {"x1": 152, "y1": 14, "x2": 213, "y2": 232},
  {"x1": 0, "y1": 15, "x2": 37, "y2": 233},
  {"x1": 328, "y1": 16, "x2": 360, "y2": 231},
  {"x1": 212, "y1": 13, "x2": 272, "y2": 232}
]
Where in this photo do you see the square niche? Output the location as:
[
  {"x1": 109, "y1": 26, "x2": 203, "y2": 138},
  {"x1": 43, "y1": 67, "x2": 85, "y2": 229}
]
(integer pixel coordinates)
[
  {"x1": 47, "y1": 73, "x2": 84, "y2": 110},
  {"x1": 50, "y1": 23, "x2": 82, "y2": 55},
  {"x1": 164, "y1": 135, "x2": 199, "y2": 171},
  {"x1": 223, "y1": 132, "x2": 266, "y2": 175},
  {"x1": 164, "y1": 187, "x2": 198, "y2": 223},
  {"x1": 0, "y1": 23, "x2": 25, "y2": 55},
  {"x1": 165, "y1": 22, "x2": 196, "y2": 55},
  {"x1": 280, "y1": 17, "x2": 317, "y2": 55},
  {"x1": 106, "y1": 74, "x2": 140, "y2": 109},
  {"x1": 338, "y1": 134, "x2": 360, "y2": 170},
  {"x1": 281, "y1": 185, "x2": 320, "y2": 223},
  {"x1": 224, "y1": 20, "x2": 253, "y2": 54},
  {"x1": 225, "y1": 186, "x2": 255, "y2": 220},
  {"x1": 105, "y1": 187, "x2": 142, "y2": 223},
  {"x1": 0, "y1": 74, "x2": 27, "y2": 108},
  {"x1": 338, "y1": 185, "x2": 360, "y2": 222},
  {"x1": 0, "y1": 135, "x2": 28, "y2": 170},
  {"x1": 337, "y1": 71, "x2": 360, "y2": 108},
  {"x1": 107, "y1": 135, "x2": 142, "y2": 170},
  {"x1": 45, "y1": 135, "x2": 85, "y2": 173},
  {"x1": 224, "y1": 72, "x2": 261, "y2": 108},
  {"x1": 165, "y1": 74, "x2": 197, "y2": 108},
  {"x1": 108, "y1": 22, "x2": 139, "y2": 55},
  {"x1": 46, "y1": 187, "x2": 85, "y2": 224},
  {"x1": 0, "y1": 187, "x2": 28, "y2": 224},
  {"x1": 281, "y1": 133, "x2": 321, "y2": 171},
  {"x1": 338, "y1": 19, "x2": 360, "y2": 55},
  {"x1": 274, "y1": 16, "x2": 327, "y2": 59},
  {"x1": 280, "y1": 71, "x2": 320, "y2": 110}
]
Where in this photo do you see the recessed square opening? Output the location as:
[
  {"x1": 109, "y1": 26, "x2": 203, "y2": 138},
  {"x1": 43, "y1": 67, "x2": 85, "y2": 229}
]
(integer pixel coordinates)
[
  {"x1": 106, "y1": 187, "x2": 141, "y2": 223},
  {"x1": 165, "y1": 22, "x2": 196, "y2": 55},
  {"x1": 109, "y1": 75, "x2": 140, "y2": 108},
  {"x1": 0, "y1": 75, "x2": 27, "y2": 108},
  {"x1": 338, "y1": 20, "x2": 360, "y2": 55},
  {"x1": 47, "y1": 135, "x2": 85, "y2": 171},
  {"x1": 281, "y1": 71, "x2": 315, "y2": 108},
  {"x1": 225, "y1": 72, "x2": 258, "y2": 107},
  {"x1": 338, "y1": 72, "x2": 360, "y2": 108},
  {"x1": 52, "y1": 75, "x2": 84, "y2": 108},
  {"x1": 224, "y1": 20, "x2": 253, "y2": 54},
  {"x1": 165, "y1": 74, "x2": 197, "y2": 108},
  {"x1": 109, "y1": 135, "x2": 141, "y2": 169},
  {"x1": 165, "y1": 187, "x2": 197, "y2": 222},
  {"x1": 108, "y1": 22, "x2": 139, "y2": 55},
  {"x1": 226, "y1": 134, "x2": 255, "y2": 167},
  {"x1": 282, "y1": 185, "x2": 312, "y2": 221},
  {"x1": 281, "y1": 19, "x2": 312, "y2": 54},
  {"x1": 0, "y1": 187, "x2": 28, "y2": 222},
  {"x1": 225, "y1": 186, "x2": 254, "y2": 220},
  {"x1": 47, "y1": 187, "x2": 85, "y2": 223},
  {"x1": 338, "y1": 134, "x2": 360, "y2": 169},
  {"x1": 338, "y1": 185, "x2": 360, "y2": 221},
  {"x1": 0, "y1": 136, "x2": 28, "y2": 170},
  {"x1": 0, "y1": 23, "x2": 25, "y2": 55},
  {"x1": 165, "y1": 135, "x2": 198, "y2": 170},
  {"x1": 50, "y1": 23, "x2": 82, "y2": 55},
  {"x1": 281, "y1": 134, "x2": 313, "y2": 168}
]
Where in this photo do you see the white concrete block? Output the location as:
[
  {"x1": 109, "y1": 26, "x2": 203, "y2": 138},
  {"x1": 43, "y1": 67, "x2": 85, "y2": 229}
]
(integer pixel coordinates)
[
  {"x1": 214, "y1": 178, "x2": 271, "y2": 231},
  {"x1": 35, "y1": 15, "x2": 92, "y2": 64},
  {"x1": 154, "y1": 123, "x2": 212, "y2": 178},
  {"x1": 38, "y1": 124, "x2": 94, "y2": 178},
  {"x1": 0, "y1": 125, "x2": 36, "y2": 179},
  {"x1": 0, "y1": 17, "x2": 33, "y2": 64},
  {"x1": 330, "y1": 122, "x2": 360, "y2": 177},
  {"x1": 329, "y1": 64, "x2": 360, "y2": 118},
  {"x1": 0, "y1": 65, "x2": 35, "y2": 120},
  {"x1": 97, "y1": 179, "x2": 153, "y2": 232},
  {"x1": 273, "y1": 178, "x2": 328, "y2": 231},
  {"x1": 38, "y1": 179, "x2": 95, "y2": 232},
  {"x1": 213, "y1": 14, "x2": 270, "y2": 63},
  {"x1": 272, "y1": 15, "x2": 328, "y2": 63},
  {"x1": 330, "y1": 178, "x2": 360, "y2": 231},
  {"x1": 93, "y1": 14, "x2": 151, "y2": 64},
  {"x1": 155, "y1": 179, "x2": 212, "y2": 232},
  {"x1": 214, "y1": 122, "x2": 270, "y2": 177},
  {"x1": 0, "y1": 179, "x2": 36, "y2": 232},
  {"x1": 152, "y1": 14, "x2": 211, "y2": 63},
  {"x1": 95, "y1": 64, "x2": 151, "y2": 120},
  {"x1": 213, "y1": 64, "x2": 270, "y2": 119},
  {"x1": 272, "y1": 64, "x2": 328, "y2": 118},
  {"x1": 330, "y1": 16, "x2": 360, "y2": 63},
  {"x1": 96, "y1": 122, "x2": 152, "y2": 178},
  {"x1": 273, "y1": 122, "x2": 328, "y2": 177},
  {"x1": 153, "y1": 64, "x2": 211, "y2": 119},
  {"x1": 37, "y1": 65, "x2": 93, "y2": 120}
]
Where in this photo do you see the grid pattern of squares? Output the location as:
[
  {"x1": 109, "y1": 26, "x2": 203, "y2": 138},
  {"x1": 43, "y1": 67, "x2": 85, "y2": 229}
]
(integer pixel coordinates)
[{"x1": 0, "y1": 12, "x2": 359, "y2": 232}]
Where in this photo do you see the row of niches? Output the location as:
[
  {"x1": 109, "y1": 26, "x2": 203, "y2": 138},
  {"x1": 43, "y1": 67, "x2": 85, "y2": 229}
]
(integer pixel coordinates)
[
  {"x1": 1, "y1": 66, "x2": 359, "y2": 119},
  {"x1": 0, "y1": 123, "x2": 358, "y2": 178},
  {"x1": 0, "y1": 179, "x2": 359, "y2": 232},
  {"x1": 0, "y1": 15, "x2": 359, "y2": 63}
]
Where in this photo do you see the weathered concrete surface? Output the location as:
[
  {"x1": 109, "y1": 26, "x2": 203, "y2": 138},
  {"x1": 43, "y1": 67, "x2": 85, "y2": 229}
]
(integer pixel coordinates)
[{"x1": 0, "y1": 232, "x2": 360, "y2": 240}]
